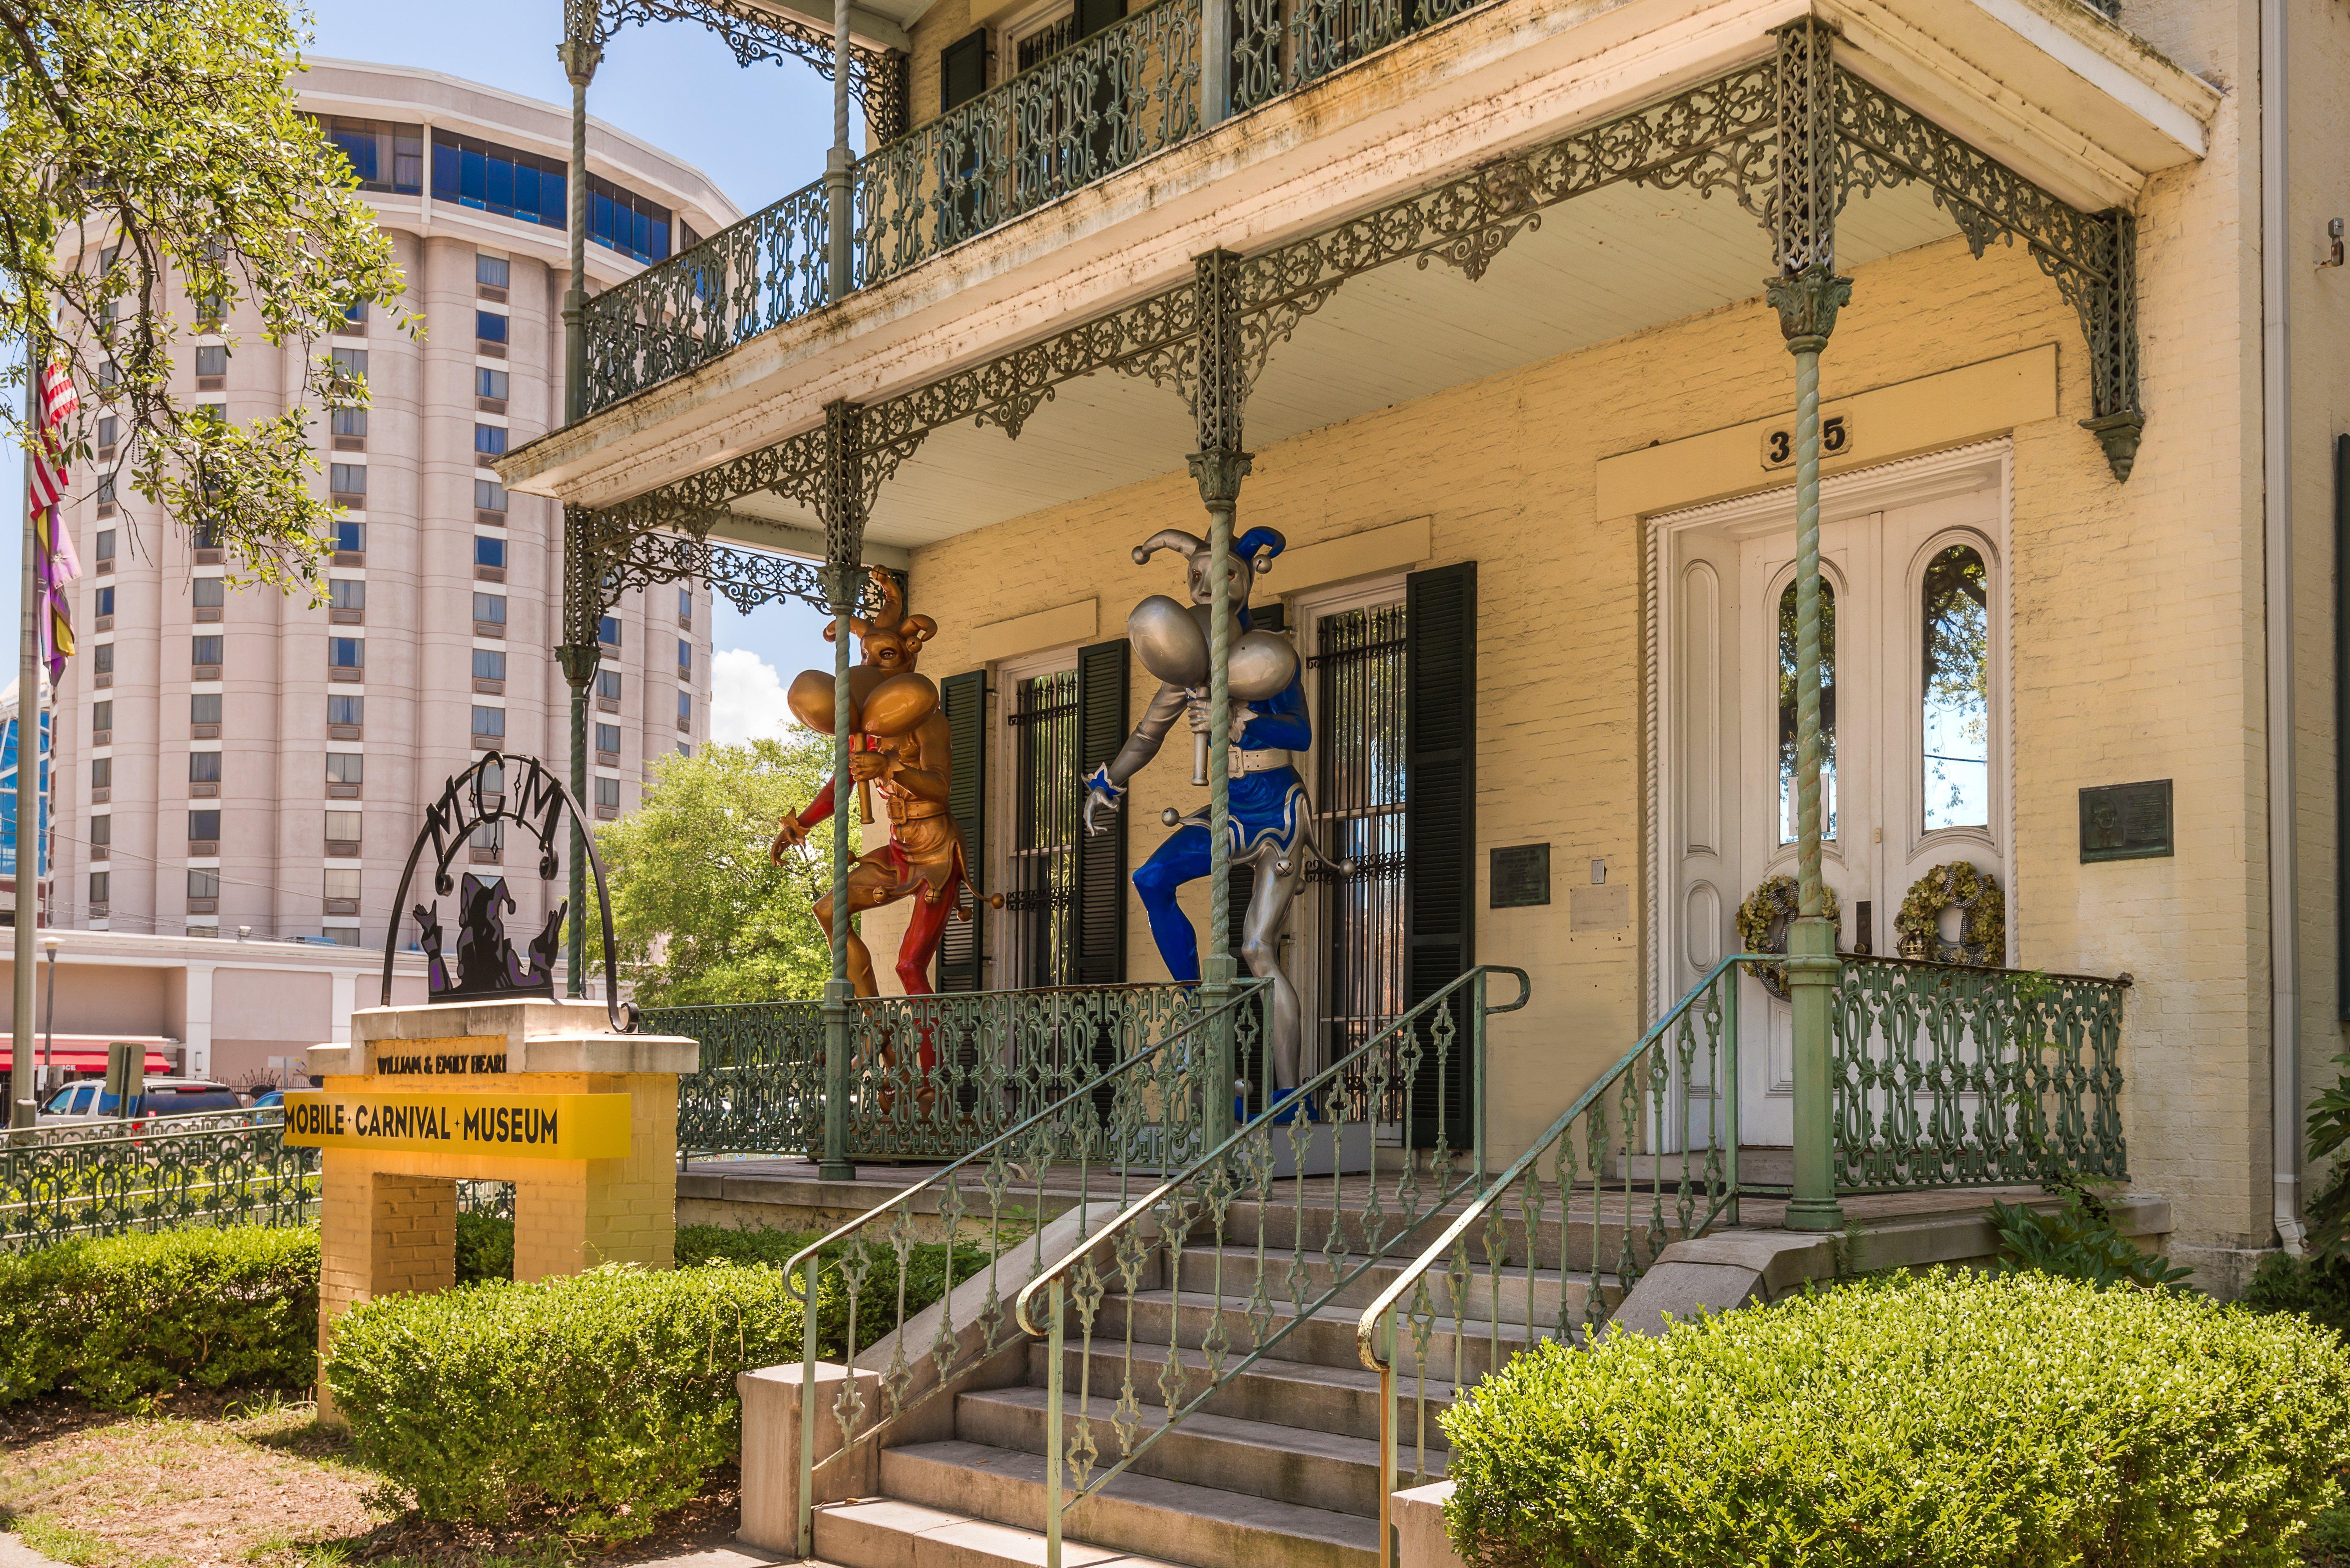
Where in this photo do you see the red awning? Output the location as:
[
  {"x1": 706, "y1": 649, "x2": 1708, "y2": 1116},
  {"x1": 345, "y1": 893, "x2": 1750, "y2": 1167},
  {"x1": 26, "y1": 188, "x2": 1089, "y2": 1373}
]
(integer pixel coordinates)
[{"x1": 11, "y1": 1036, "x2": 176, "y2": 1074}]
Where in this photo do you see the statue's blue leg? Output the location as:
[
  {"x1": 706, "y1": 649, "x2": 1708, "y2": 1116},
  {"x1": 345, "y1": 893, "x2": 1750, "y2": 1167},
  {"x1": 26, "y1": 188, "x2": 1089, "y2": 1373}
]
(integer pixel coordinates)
[{"x1": 1133, "y1": 824, "x2": 1211, "y2": 984}]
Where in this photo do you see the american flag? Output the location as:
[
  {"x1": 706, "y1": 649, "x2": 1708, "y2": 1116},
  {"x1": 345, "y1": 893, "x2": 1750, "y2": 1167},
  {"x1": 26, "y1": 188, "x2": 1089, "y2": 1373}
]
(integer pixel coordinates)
[{"x1": 30, "y1": 363, "x2": 79, "y2": 684}]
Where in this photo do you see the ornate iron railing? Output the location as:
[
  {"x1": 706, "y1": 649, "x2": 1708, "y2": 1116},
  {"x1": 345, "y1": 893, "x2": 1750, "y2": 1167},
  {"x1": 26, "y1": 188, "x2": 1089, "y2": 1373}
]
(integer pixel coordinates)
[
  {"x1": 783, "y1": 979, "x2": 1270, "y2": 1557},
  {"x1": 1353, "y1": 955, "x2": 1748, "y2": 1568},
  {"x1": 1832, "y1": 955, "x2": 2130, "y2": 1190},
  {"x1": 656, "y1": 981, "x2": 1220, "y2": 1163},
  {"x1": 581, "y1": 175, "x2": 832, "y2": 412},
  {"x1": 0, "y1": 1108, "x2": 319, "y2": 1250},
  {"x1": 1232, "y1": 0, "x2": 1483, "y2": 113},
  {"x1": 580, "y1": 0, "x2": 1202, "y2": 412},
  {"x1": 1012, "y1": 965, "x2": 1529, "y2": 1568},
  {"x1": 856, "y1": 0, "x2": 1202, "y2": 288}
]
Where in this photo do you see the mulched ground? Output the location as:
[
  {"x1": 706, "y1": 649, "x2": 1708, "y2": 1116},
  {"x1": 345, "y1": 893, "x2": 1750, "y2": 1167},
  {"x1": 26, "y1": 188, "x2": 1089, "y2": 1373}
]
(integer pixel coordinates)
[{"x1": 0, "y1": 1396, "x2": 749, "y2": 1568}]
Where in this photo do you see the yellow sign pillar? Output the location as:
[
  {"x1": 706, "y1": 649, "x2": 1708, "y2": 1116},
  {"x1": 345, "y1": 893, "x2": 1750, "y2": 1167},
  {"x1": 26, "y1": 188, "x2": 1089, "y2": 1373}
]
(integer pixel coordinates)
[{"x1": 300, "y1": 999, "x2": 697, "y2": 1414}]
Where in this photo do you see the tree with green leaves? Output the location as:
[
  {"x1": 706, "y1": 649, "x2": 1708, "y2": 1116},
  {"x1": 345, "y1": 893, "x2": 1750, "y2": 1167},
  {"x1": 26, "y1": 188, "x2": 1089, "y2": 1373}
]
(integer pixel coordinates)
[
  {"x1": 0, "y1": 0, "x2": 406, "y2": 592},
  {"x1": 595, "y1": 737, "x2": 848, "y2": 1008}
]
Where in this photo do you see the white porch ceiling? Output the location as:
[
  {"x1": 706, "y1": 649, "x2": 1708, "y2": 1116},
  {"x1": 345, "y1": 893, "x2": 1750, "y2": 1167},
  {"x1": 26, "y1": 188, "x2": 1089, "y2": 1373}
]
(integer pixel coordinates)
[{"x1": 714, "y1": 174, "x2": 1961, "y2": 557}]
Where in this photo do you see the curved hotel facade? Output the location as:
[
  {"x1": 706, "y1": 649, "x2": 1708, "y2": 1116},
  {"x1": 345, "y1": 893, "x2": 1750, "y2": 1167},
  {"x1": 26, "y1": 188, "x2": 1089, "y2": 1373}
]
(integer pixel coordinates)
[{"x1": 46, "y1": 61, "x2": 736, "y2": 1035}]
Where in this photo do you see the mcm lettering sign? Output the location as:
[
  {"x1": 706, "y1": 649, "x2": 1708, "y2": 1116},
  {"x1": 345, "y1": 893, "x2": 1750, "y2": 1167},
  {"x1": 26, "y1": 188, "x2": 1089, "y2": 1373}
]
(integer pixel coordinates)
[{"x1": 378, "y1": 752, "x2": 635, "y2": 1032}]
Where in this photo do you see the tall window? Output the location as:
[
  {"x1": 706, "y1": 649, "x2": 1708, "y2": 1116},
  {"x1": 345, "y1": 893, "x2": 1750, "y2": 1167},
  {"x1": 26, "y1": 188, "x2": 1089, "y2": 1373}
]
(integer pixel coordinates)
[
  {"x1": 1315, "y1": 602, "x2": 1408, "y2": 1076},
  {"x1": 191, "y1": 694, "x2": 222, "y2": 727},
  {"x1": 88, "y1": 871, "x2": 109, "y2": 907},
  {"x1": 595, "y1": 776, "x2": 621, "y2": 811},
  {"x1": 334, "y1": 520, "x2": 365, "y2": 555},
  {"x1": 331, "y1": 407, "x2": 368, "y2": 441},
  {"x1": 191, "y1": 635, "x2": 223, "y2": 666},
  {"x1": 327, "y1": 753, "x2": 363, "y2": 786},
  {"x1": 474, "y1": 424, "x2": 507, "y2": 459},
  {"x1": 1921, "y1": 544, "x2": 1990, "y2": 832},
  {"x1": 1776, "y1": 576, "x2": 1837, "y2": 845},
  {"x1": 327, "y1": 695, "x2": 363, "y2": 728},
  {"x1": 330, "y1": 579, "x2": 365, "y2": 612},
  {"x1": 329, "y1": 637, "x2": 363, "y2": 671},
  {"x1": 474, "y1": 593, "x2": 507, "y2": 627},
  {"x1": 192, "y1": 578, "x2": 223, "y2": 611},
  {"x1": 477, "y1": 254, "x2": 510, "y2": 290},
  {"x1": 188, "y1": 810, "x2": 220, "y2": 842},
  {"x1": 597, "y1": 670, "x2": 621, "y2": 703},
  {"x1": 188, "y1": 752, "x2": 222, "y2": 783},
  {"x1": 596, "y1": 723, "x2": 621, "y2": 754},
  {"x1": 316, "y1": 116, "x2": 424, "y2": 193},
  {"x1": 330, "y1": 463, "x2": 366, "y2": 499},
  {"x1": 472, "y1": 706, "x2": 505, "y2": 741},
  {"x1": 474, "y1": 649, "x2": 506, "y2": 682},
  {"x1": 598, "y1": 615, "x2": 622, "y2": 648},
  {"x1": 1007, "y1": 669, "x2": 1081, "y2": 989}
]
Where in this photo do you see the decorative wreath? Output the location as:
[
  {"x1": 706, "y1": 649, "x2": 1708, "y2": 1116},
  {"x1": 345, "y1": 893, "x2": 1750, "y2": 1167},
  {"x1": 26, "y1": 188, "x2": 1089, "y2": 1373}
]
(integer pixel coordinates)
[
  {"x1": 1735, "y1": 874, "x2": 1842, "y2": 1002},
  {"x1": 1896, "y1": 861, "x2": 2005, "y2": 966}
]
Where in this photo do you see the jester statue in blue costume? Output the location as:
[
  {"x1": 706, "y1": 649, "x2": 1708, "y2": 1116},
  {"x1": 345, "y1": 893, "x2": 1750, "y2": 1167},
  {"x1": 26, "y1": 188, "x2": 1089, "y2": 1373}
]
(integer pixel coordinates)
[{"x1": 1083, "y1": 525, "x2": 1314, "y2": 1099}]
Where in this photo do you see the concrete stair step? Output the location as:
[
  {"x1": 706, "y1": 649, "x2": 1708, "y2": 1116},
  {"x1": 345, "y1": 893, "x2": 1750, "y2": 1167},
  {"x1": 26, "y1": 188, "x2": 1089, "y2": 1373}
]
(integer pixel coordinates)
[
  {"x1": 870, "y1": 1439, "x2": 1378, "y2": 1568},
  {"x1": 814, "y1": 1495, "x2": 1189, "y2": 1568},
  {"x1": 959, "y1": 1385, "x2": 1413, "y2": 1519},
  {"x1": 1210, "y1": 1198, "x2": 1696, "y2": 1274},
  {"x1": 1171, "y1": 1247, "x2": 1581, "y2": 1324},
  {"x1": 1028, "y1": 1338, "x2": 1461, "y2": 1446},
  {"x1": 1097, "y1": 1289, "x2": 1551, "y2": 1380}
]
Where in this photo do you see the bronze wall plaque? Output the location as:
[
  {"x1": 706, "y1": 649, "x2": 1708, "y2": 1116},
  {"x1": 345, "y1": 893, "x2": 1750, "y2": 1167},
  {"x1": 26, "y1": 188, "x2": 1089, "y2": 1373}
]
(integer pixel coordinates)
[
  {"x1": 1491, "y1": 844, "x2": 1551, "y2": 908},
  {"x1": 2079, "y1": 780, "x2": 2173, "y2": 863}
]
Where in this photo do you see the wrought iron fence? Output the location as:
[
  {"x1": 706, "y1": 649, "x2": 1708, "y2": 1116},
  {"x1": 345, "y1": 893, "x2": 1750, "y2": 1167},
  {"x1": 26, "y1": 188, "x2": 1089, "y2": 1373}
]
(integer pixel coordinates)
[
  {"x1": 657, "y1": 981, "x2": 1236, "y2": 1163},
  {"x1": 783, "y1": 979, "x2": 1269, "y2": 1557},
  {"x1": 0, "y1": 1108, "x2": 319, "y2": 1251},
  {"x1": 1012, "y1": 965, "x2": 1528, "y2": 1568},
  {"x1": 581, "y1": 176, "x2": 832, "y2": 410},
  {"x1": 1832, "y1": 956, "x2": 2129, "y2": 1190},
  {"x1": 856, "y1": 0, "x2": 1202, "y2": 287}
]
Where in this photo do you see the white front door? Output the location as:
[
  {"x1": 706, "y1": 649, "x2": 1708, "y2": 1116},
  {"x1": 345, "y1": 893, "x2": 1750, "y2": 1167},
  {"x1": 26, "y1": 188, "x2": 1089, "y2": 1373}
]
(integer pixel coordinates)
[{"x1": 1658, "y1": 449, "x2": 2009, "y2": 1148}]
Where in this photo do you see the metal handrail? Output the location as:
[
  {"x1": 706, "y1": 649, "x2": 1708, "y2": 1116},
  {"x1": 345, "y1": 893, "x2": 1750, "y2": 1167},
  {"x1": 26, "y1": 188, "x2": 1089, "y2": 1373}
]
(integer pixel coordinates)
[
  {"x1": 1353, "y1": 953, "x2": 1760, "y2": 1365},
  {"x1": 1011, "y1": 965, "x2": 1527, "y2": 1567},
  {"x1": 780, "y1": 977, "x2": 1270, "y2": 1559}
]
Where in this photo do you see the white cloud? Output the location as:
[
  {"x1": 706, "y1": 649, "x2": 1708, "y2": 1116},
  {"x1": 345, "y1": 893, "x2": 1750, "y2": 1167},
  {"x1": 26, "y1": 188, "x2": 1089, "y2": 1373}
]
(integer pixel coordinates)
[{"x1": 711, "y1": 648, "x2": 801, "y2": 745}]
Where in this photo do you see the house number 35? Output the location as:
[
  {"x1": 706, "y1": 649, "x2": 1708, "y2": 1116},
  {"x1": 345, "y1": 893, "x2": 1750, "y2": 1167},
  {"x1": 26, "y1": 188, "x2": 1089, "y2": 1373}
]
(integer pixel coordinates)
[{"x1": 1762, "y1": 413, "x2": 1852, "y2": 470}]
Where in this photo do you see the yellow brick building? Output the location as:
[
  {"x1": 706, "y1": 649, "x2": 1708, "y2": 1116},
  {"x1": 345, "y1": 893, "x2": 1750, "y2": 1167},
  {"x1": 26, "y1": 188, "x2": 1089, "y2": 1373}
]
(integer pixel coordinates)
[{"x1": 505, "y1": 0, "x2": 2330, "y2": 1292}]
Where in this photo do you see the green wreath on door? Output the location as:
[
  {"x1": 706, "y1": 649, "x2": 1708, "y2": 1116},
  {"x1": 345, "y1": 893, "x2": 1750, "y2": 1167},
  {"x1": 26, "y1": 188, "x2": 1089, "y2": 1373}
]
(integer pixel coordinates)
[
  {"x1": 1734, "y1": 874, "x2": 1841, "y2": 1002},
  {"x1": 1894, "y1": 860, "x2": 2005, "y2": 967}
]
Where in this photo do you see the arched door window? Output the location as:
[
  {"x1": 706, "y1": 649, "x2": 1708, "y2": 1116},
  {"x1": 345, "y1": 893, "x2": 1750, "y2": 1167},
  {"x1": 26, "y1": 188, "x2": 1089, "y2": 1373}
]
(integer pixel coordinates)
[
  {"x1": 1776, "y1": 575, "x2": 1836, "y2": 844},
  {"x1": 1920, "y1": 543, "x2": 1990, "y2": 832}
]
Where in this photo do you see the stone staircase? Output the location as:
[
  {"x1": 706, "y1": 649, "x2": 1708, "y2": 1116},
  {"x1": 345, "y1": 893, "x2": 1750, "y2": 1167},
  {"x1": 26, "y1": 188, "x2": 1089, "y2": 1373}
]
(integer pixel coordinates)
[{"x1": 808, "y1": 1199, "x2": 1622, "y2": 1568}]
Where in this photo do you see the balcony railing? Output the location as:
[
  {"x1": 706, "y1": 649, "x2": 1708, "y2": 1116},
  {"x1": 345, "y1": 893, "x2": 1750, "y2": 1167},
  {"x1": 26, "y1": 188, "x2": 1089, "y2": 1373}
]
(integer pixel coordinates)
[{"x1": 581, "y1": 0, "x2": 1523, "y2": 414}]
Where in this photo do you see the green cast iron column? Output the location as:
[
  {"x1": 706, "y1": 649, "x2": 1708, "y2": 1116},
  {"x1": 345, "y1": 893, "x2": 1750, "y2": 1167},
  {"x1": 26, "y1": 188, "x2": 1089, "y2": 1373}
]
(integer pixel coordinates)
[
  {"x1": 1770, "y1": 270, "x2": 1849, "y2": 1233},
  {"x1": 1767, "y1": 16, "x2": 1845, "y2": 1232},
  {"x1": 819, "y1": 400, "x2": 864, "y2": 1181},
  {"x1": 1188, "y1": 251, "x2": 1250, "y2": 1150},
  {"x1": 557, "y1": 3, "x2": 601, "y2": 1000}
]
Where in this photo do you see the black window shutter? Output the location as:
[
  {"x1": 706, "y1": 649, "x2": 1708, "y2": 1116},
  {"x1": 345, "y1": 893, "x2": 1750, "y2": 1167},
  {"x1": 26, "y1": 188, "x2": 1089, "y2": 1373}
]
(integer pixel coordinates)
[
  {"x1": 937, "y1": 669, "x2": 988, "y2": 992},
  {"x1": 1075, "y1": 639, "x2": 1130, "y2": 985},
  {"x1": 1075, "y1": 0, "x2": 1124, "y2": 34},
  {"x1": 941, "y1": 30, "x2": 988, "y2": 113},
  {"x1": 1404, "y1": 563, "x2": 1475, "y2": 1149}
]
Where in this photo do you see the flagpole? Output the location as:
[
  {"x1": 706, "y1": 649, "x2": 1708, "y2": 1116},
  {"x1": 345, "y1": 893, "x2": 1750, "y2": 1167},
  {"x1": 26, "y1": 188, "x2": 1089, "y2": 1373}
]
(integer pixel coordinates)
[{"x1": 13, "y1": 341, "x2": 39, "y2": 1129}]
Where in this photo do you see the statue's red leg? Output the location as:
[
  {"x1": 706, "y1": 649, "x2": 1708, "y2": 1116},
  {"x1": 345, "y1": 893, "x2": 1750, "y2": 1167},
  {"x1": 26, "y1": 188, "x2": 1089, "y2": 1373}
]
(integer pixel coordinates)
[{"x1": 895, "y1": 873, "x2": 964, "y2": 1074}]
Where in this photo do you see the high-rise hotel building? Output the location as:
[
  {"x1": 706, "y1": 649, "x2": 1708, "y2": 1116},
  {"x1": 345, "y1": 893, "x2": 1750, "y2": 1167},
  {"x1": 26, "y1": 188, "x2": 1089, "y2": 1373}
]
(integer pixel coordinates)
[{"x1": 51, "y1": 61, "x2": 737, "y2": 952}]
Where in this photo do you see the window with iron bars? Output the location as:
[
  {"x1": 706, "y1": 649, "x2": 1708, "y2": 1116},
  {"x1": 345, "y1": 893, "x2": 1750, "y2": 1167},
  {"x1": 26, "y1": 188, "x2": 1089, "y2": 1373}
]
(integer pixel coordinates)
[
  {"x1": 1311, "y1": 601, "x2": 1407, "y2": 1109},
  {"x1": 1005, "y1": 668, "x2": 1081, "y2": 990}
]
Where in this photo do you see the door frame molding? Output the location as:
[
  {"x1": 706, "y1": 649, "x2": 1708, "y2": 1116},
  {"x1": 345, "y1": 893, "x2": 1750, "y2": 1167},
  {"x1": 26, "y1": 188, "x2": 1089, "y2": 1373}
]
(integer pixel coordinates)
[{"x1": 1643, "y1": 438, "x2": 2016, "y2": 1024}]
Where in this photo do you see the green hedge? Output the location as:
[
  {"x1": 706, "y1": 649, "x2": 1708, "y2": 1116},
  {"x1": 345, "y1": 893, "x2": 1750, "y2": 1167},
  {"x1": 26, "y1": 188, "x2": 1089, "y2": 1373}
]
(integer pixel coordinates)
[
  {"x1": 1442, "y1": 1269, "x2": 2350, "y2": 1568},
  {"x1": 2243, "y1": 1250, "x2": 2350, "y2": 1341},
  {"x1": 0, "y1": 1225, "x2": 319, "y2": 1411},
  {"x1": 327, "y1": 1231, "x2": 988, "y2": 1540}
]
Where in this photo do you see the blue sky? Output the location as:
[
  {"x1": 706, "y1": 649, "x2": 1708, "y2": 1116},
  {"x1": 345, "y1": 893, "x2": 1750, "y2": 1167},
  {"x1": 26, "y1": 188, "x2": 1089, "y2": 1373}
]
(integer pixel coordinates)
[{"x1": 0, "y1": 0, "x2": 841, "y2": 741}]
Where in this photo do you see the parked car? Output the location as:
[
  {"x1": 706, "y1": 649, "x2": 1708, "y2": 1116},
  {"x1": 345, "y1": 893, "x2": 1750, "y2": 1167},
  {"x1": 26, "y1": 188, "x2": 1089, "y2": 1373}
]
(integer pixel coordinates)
[
  {"x1": 38, "y1": 1078, "x2": 245, "y2": 1124},
  {"x1": 247, "y1": 1088, "x2": 285, "y2": 1111}
]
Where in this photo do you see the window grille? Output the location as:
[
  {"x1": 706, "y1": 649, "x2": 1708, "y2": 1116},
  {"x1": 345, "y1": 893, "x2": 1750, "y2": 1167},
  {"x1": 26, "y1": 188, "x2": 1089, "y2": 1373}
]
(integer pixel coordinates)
[
  {"x1": 1312, "y1": 602, "x2": 1408, "y2": 1094},
  {"x1": 1006, "y1": 669, "x2": 1081, "y2": 990}
]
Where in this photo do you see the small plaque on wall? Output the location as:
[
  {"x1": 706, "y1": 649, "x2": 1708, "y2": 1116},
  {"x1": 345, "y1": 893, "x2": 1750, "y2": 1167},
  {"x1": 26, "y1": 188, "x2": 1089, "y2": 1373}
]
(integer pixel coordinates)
[
  {"x1": 2079, "y1": 780, "x2": 2173, "y2": 863},
  {"x1": 1491, "y1": 844, "x2": 1551, "y2": 908}
]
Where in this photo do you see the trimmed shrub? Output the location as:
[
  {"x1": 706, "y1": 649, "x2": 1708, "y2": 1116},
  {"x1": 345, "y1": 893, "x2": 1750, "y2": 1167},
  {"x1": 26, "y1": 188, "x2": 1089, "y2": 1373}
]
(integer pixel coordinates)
[
  {"x1": 0, "y1": 1225, "x2": 319, "y2": 1410},
  {"x1": 327, "y1": 1234, "x2": 990, "y2": 1539},
  {"x1": 454, "y1": 1209, "x2": 514, "y2": 1285},
  {"x1": 1987, "y1": 1189, "x2": 2194, "y2": 1288},
  {"x1": 327, "y1": 1262, "x2": 805, "y2": 1539},
  {"x1": 2244, "y1": 1250, "x2": 2350, "y2": 1340},
  {"x1": 1442, "y1": 1269, "x2": 2350, "y2": 1568}
]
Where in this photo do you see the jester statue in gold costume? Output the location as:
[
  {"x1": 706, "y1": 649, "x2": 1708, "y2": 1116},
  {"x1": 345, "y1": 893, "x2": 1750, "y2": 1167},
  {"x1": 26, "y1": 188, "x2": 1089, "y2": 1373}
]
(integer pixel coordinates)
[{"x1": 769, "y1": 572, "x2": 971, "y2": 1053}]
